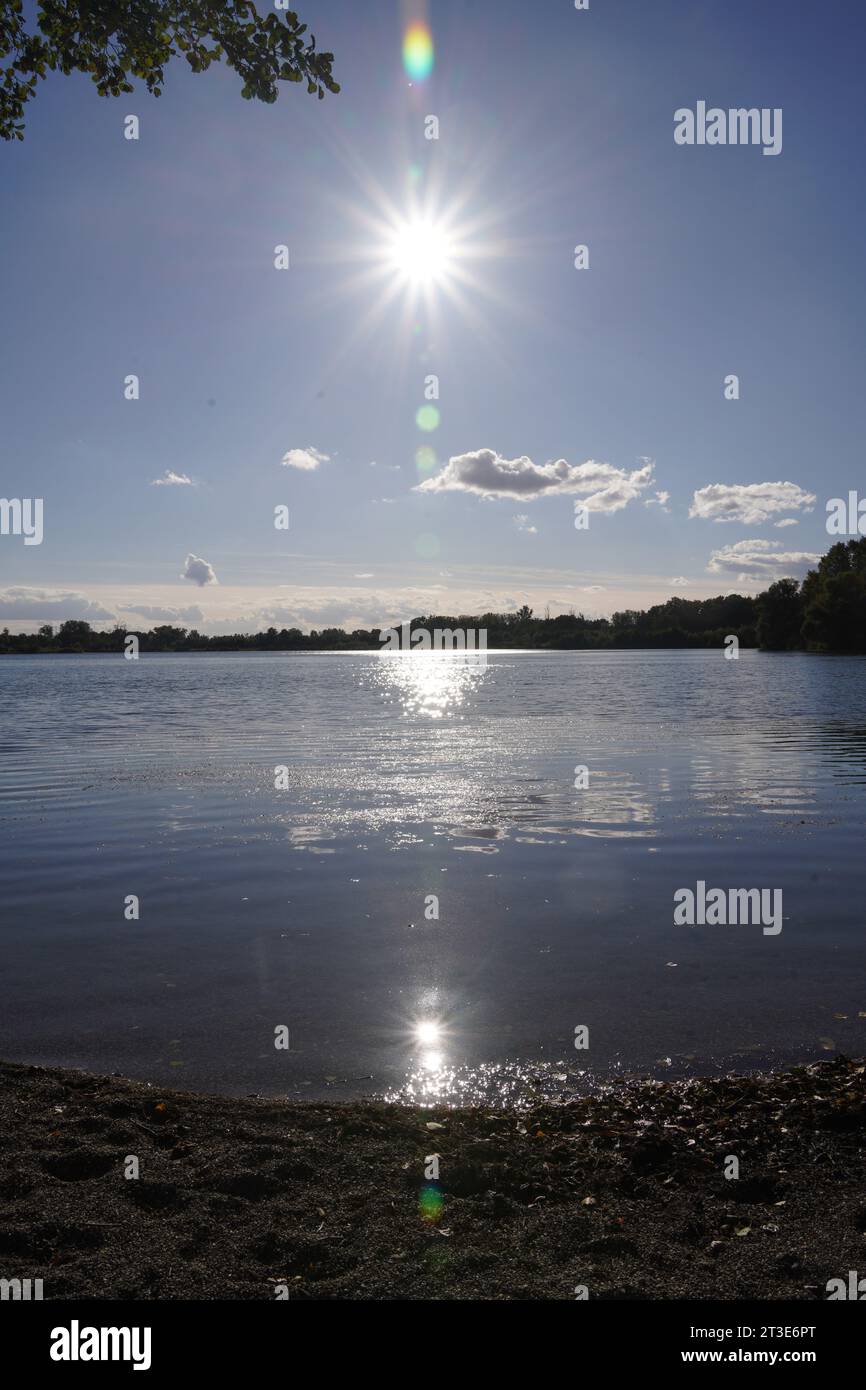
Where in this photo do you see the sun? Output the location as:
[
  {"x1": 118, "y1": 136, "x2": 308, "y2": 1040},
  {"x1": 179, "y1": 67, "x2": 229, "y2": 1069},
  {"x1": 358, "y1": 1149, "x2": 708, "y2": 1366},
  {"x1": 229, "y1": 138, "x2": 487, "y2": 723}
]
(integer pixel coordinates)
[
  {"x1": 308, "y1": 153, "x2": 528, "y2": 374},
  {"x1": 387, "y1": 218, "x2": 455, "y2": 286}
]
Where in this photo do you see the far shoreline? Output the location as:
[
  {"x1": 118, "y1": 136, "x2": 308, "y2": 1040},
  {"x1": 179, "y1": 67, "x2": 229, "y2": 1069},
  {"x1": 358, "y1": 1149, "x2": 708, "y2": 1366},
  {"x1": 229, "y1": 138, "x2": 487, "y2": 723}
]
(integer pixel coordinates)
[
  {"x1": 5, "y1": 539, "x2": 865, "y2": 653},
  {"x1": 1, "y1": 643, "x2": 768, "y2": 654}
]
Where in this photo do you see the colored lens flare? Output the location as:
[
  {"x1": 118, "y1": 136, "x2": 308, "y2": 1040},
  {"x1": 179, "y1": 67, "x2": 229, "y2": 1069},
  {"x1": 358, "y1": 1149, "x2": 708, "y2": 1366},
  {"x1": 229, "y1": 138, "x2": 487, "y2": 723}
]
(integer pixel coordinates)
[
  {"x1": 416, "y1": 404, "x2": 440, "y2": 432},
  {"x1": 403, "y1": 23, "x2": 434, "y2": 81},
  {"x1": 419, "y1": 1185, "x2": 443, "y2": 1223},
  {"x1": 415, "y1": 446, "x2": 437, "y2": 472}
]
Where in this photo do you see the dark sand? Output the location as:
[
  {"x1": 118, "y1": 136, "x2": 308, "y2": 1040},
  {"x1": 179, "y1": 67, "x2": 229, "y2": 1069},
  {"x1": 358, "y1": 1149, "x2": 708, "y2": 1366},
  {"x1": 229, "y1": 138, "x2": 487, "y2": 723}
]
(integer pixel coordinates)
[{"x1": 1, "y1": 1056, "x2": 864, "y2": 1300}]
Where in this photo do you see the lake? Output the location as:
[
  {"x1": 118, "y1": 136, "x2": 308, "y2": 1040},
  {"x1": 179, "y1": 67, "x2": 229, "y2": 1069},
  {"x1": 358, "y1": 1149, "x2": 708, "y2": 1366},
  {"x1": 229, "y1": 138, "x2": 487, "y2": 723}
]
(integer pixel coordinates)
[{"x1": 1, "y1": 649, "x2": 865, "y2": 1103}]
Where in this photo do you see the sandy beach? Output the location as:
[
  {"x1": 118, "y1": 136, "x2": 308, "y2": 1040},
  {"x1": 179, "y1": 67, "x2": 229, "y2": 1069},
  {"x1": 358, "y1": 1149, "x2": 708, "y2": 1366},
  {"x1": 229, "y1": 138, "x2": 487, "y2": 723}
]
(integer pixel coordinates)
[{"x1": 1, "y1": 1055, "x2": 863, "y2": 1301}]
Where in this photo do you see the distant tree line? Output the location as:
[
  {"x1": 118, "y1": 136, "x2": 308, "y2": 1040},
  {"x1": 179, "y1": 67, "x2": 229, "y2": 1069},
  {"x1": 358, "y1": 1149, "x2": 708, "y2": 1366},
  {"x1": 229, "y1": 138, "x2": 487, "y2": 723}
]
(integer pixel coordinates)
[{"x1": 2, "y1": 541, "x2": 864, "y2": 655}]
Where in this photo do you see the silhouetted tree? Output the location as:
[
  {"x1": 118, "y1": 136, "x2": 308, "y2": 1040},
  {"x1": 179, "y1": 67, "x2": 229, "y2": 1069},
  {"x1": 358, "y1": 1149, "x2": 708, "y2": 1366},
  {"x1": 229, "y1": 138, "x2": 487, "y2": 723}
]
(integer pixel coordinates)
[
  {"x1": 757, "y1": 578, "x2": 804, "y2": 651},
  {"x1": 802, "y1": 539, "x2": 866, "y2": 652},
  {"x1": 57, "y1": 619, "x2": 92, "y2": 648}
]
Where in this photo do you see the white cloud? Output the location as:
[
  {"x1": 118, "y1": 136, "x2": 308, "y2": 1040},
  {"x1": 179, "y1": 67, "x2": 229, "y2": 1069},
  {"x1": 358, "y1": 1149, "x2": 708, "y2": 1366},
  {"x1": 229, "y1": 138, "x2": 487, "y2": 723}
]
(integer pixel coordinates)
[
  {"x1": 257, "y1": 599, "x2": 381, "y2": 629},
  {"x1": 151, "y1": 470, "x2": 194, "y2": 487},
  {"x1": 513, "y1": 514, "x2": 538, "y2": 534},
  {"x1": 180, "y1": 553, "x2": 218, "y2": 587},
  {"x1": 669, "y1": 576, "x2": 689, "y2": 586},
  {"x1": 0, "y1": 587, "x2": 115, "y2": 620},
  {"x1": 775, "y1": 517, "x2": 799, "y2": 528},
  {"x1": 120, "y1": 604, "x2": 204, "y2": 624},
  {"x1": 645, "y1": 490, "x2": 671, "y2": 511},
  {"x1": 706, "y1": 539, "x2": 820, "y2": 582},
  {"x1": 354, "y1": 572, "x2": 374, "y2": 579},
  {"x1": 690, "y1": 481, "x2": 815, "y2": 525},
  {"x1": 414, "y1": 448, "x2": 654, "y2": 511},
  {"x1": 280, "y1": 447, "x2": 329, "y2": 471},
  {"x1": 581, "y1": 585, "x2": 607, "y2": 593}
]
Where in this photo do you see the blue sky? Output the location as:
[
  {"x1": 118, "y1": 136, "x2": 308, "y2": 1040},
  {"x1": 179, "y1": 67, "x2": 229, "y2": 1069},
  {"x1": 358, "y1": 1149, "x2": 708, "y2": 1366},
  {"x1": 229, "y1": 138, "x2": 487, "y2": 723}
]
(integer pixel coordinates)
[{"x1": 1, "y1": 0, "x2": 865, "y2": 633}]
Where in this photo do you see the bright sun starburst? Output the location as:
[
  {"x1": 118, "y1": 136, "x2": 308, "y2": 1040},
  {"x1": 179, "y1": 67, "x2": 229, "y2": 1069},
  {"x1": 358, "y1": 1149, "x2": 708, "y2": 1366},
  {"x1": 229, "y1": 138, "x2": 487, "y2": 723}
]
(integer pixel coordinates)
[
  {"x1": 387, "y1": 218, "x2": 454, "y2": 285},
  {"x1": 305, "y1": 131, "x2": 533, "y2": 378}
]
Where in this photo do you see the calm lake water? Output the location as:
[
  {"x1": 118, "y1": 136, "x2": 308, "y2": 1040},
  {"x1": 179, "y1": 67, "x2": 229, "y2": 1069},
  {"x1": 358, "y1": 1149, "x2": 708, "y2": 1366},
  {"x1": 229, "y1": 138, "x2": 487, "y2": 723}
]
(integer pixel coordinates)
[{"x1": 1, "y1": 650, "x2": 865, "y2": 1103}]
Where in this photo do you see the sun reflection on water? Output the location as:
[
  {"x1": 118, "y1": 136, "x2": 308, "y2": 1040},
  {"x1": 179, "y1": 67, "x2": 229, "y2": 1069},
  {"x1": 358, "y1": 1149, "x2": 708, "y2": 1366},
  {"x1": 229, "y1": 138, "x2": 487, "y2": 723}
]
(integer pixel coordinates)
[
  {"x1": 383, "y1": 1058, "x2": 601, "y2": 1109},
  {"x1": 395, "y1": 1010, "x2": 602, "y2": 1108},
  {"x1": 372, "y1": 650, "x2": 489, "y2": 719}
]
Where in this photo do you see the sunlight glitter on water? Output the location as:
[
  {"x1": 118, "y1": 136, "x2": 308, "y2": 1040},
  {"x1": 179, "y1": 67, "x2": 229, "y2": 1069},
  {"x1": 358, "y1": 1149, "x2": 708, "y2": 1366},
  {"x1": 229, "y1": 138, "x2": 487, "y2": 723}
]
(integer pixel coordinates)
[
  {"x1": 381, "y1": 1059, "x2": 600, "y2": 1108},
  {"x1": 4, "y1": 652, "x2": 866, "y2": 1096},
  {"x1": 371, "y1": 650, "x2": 490, "y2": 719}
]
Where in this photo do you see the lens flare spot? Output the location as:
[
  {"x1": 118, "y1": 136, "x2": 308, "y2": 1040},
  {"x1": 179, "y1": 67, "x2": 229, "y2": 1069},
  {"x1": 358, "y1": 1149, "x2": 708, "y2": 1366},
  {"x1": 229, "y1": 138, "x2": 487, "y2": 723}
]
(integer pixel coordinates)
[
  {"x1": 419, "y1": 1185, "x2": 443, "y2": 1223},
  {"x1": 416, "y1": 404, "x2": 440, "y2": 432},
  {"x1": 415, "y1": 446, "x2": 437, "y2": 473},
  {"x1": 403, "y1": 23, "x2": 434, "y2": 81}
]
